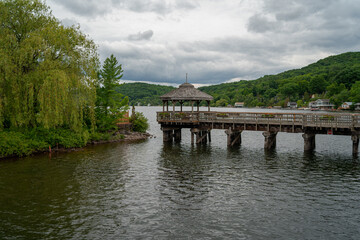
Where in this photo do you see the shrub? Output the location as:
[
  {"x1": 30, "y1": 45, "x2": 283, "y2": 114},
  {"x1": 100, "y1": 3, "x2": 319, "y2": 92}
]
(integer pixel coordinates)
[
  {"x1": 130, "y1": 112, "x2": 149, "y2": 133},
  {"x1": 216, "y1": 113, "x2": 229, "y2": 118},
  {"x1": 0, "y1": 131, "x2": 47, "y2": 157}
]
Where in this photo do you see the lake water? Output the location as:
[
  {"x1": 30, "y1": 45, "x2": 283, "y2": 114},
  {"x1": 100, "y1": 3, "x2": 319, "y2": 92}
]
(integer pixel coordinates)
[{"x1": 1, "y1": 107, "x2": 360, "y2": 239}]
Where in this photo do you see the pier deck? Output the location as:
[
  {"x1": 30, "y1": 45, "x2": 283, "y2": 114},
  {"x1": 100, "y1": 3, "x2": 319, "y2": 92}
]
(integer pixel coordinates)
[{"x1": 157, "y1": 111, "x2": 360, "y2": 154}]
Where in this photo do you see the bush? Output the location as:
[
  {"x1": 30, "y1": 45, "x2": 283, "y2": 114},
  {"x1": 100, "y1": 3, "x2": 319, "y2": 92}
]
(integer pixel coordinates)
[
  {"x1": 0, "y1": 131, "x2": 47, "y2": 157},
  {"x1": 0, "y1": 127, "x2": 92, "y2": 158},
  {"x1": 130, "y1": 112, "x2": 149, "y2": 133},
  {"x1": 25, "y1": 127, "x2": 90, "y2": 148}
]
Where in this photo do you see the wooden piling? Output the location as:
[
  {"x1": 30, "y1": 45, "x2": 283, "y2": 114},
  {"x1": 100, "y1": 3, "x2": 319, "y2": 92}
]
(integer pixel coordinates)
[
  {"x1": 352, "y1": 134, "x2": 359, "y2": 156},
  {"x1": 263, "y1": 131, "x2": 277, "y2": 150},
  {"x1": 302, "y1": 133, "x2": 316, "y2": 151}
]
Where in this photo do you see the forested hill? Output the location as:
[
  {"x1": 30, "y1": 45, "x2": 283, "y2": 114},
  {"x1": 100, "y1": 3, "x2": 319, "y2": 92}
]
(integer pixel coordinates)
[
  {"x1": 199, "y1": 52, "x2": 360, "y2": 107},
  {"x1": 116, "y1": 82, "x2": 175, "y2": 106}
]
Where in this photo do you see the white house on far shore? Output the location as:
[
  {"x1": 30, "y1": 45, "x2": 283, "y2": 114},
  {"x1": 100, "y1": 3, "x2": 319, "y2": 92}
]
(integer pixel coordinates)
[
  {"x1": 309, "y1": 99, "x2": 335, "y2": 110},
  {"x1": 287, "y1": 102, "x2": 297, "y2": 108},
  {"x1": 234, "y1": 102, "x2": 244, "y2": 108},
  {"x1": 341, "y1": 102, "x2": 353, "y2": 109}
]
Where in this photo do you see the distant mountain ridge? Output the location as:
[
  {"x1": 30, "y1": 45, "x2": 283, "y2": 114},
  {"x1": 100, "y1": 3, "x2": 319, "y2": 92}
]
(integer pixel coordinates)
[{"x1": 118, "y1": 52, "x2": 360, "y2": 107}]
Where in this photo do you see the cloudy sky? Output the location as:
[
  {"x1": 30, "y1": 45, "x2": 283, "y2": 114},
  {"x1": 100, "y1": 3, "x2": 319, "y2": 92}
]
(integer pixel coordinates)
[{"x1": 47, "y1": 0, "x2": 360, "y2": 86}]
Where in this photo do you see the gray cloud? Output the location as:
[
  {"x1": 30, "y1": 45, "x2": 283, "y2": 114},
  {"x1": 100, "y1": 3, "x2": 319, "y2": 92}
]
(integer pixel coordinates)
[
  {"x1": 128, "y1": 30, "x2": 154, "y2": 41},
  {"x1": 49, "y1": 0, "x2": 360, "y2": 85},
  {"x1": 52, "y1": 0, "x2": 110, "y2": 17},
  {"x1": 247, "y1": 14, "x2": 279, "y2": 33},
  {"x1": 99, "y1": 35, "x2": 299, "y2": 85},
  {"x1": 50, "y1": 0, "x2": 199, "y2": 17},
  {"x1": 60, "y1": 18, "x2": 78, "y2": 27}
]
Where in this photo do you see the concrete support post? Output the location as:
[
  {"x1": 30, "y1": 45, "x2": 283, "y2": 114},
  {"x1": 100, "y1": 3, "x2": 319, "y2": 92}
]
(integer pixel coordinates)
[
  {"x1": 351, "y1": 134, "x2": 359, "y2": 156},
  {"x1": 302, "y1": 133, "x2": 316, "y2": 151},
  {"x1": 174, "y1": 129, "x2": 182, "y2": 142},
  {"x1": 225, "y1": 128, "x2": 242, "y2": 147},
  {"x1": 163, "y1": 130, "x2": 173, "y2": 142},
  {"x1": 263, "y1": 131, "x2": 277, "y2": 150},
  {"x1": 208, "y1": 131, "x2": 212, "y2": 142}
]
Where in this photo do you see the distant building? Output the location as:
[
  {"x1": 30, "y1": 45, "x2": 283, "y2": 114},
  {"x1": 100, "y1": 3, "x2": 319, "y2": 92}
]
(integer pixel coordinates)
[
  {"x1": 308, "y1": 101, "x2": 317, "y2": 108},
  {"x1": 287, "y1": 102, "x2": 297, "y2": 108},
  {"x1": 314, "y1": 99, "x2": 335, "y2": 110},
  {"x1": 355, "y1": 103, "x2": 360, "y2": 111},
  {"x1": 234, "y1": 102, "x2": 244, "y2": 108},
  {"x1": 341, "y1": 102, "x2": 353, "y2": 109}
]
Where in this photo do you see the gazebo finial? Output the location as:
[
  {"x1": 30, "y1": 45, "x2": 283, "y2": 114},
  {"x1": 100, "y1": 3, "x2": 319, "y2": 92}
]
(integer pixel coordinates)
[{"x1": 186, "y1": 73, "x2": 188, "y2": 83}]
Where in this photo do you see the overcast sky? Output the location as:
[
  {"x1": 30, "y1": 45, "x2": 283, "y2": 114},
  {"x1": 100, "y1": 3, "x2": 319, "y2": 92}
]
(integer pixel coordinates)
[{"x1": 47, "y1": 0, "x2": 360, "y2": 86}]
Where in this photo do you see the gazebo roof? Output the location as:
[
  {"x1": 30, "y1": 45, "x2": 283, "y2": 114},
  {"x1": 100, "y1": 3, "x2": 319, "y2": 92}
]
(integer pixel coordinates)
[{"x1": 160, "y1": 82, "x2": 214, "y2": 101}]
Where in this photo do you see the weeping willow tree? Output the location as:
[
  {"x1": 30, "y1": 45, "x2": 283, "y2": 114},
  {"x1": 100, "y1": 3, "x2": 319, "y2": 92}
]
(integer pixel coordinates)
[{"x1": 0, "y1": 0, "x2": 99, "y2": 131}]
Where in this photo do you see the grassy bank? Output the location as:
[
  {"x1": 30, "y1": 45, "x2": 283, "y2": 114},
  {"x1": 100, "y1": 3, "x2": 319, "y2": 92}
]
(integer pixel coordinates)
[{"x1": 0, "y1": 128, "x2": 132, "y2": 158}]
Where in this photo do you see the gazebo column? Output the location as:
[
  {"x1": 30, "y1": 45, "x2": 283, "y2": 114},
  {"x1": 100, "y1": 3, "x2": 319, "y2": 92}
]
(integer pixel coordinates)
[
  {"x1": 191, "y1": 101, "x2": 194, "y2": 113},
  {"x1": 173, "y1": 101, "x2": 176, "y2": 112},
  {"x1": 197, "y1": 101, "x2": 200, "y2": 112},
  {"x1": 207, "y1": 100, "x2": 210, "y2": 112},
  {"x1": 162, "y1": 101, "x2": 165, "y2": 112},
  {"x1": 180, "y1": 101, "x2": 183, "y2": 112},
  {"x1": 166, "y1": 101, "x2": 169, "y2": 112}
]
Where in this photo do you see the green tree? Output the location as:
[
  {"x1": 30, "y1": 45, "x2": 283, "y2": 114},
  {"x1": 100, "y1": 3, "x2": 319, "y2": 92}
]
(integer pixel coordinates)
[
  {"x1": 350, "y1": 81, "x2": 360, "y2": 103},
  {"x1": 326, "y1": 82, "x2": 346, "y2": 97},
  {"x1": 330, "y1": 89, "x2": 349, "y2": 107},
  {"x1": 130, "y1": 110, "x2": 149, "y2": 133},
  {"x1": 215, "y1": 99, "x2": 228, "y2": 107},
  {"x1": 309, "y1": 75, "x2": 327, "y2": 94},
  {"x1": 0, "y1": 0, "x2": 98, "y2": 131},
  {"x1": 96, "y1": 54, "x2": 129, "y2": 130},
  {"x1": 279, "y1": 82, "x2": 300, "y2": 99}
]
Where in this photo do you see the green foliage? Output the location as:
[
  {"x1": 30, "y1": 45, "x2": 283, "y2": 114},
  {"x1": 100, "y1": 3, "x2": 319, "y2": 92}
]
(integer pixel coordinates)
[
  {"x1": 0, "y1": 127, "x2": 90, "y2": 157},
  {"x1": 25, "y1": 127, "x2": 90, "y2": 148},
  {"x1": 130, "y1": 111, "x2": 149, "y2": 133},
  {"x1": 0, "y1": 0, "x2": 99, "y2": 131},
  {"x1": 350, "y1": 81, "x2": 360, "y2": 103},
  {"x1": 116, "y1": 82, "x2": 175, "y2": 106},
  {"x1": 215, "y1": 99, "x2": 229, "y2": 107},
  {"x1": 0, "y1": 131, "x2": 47, "y2": 157},
  {"x1": 96, "y1": 54, "x2": 129, "y2": 131}
]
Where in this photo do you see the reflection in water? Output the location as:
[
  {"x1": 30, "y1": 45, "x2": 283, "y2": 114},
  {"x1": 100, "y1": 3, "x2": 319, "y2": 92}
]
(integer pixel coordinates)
[
  {"x1": 158, "y1": 143, "x2": 212, "y2": 207},
  {"x1": 1, "y1": 107, "x2": 360, "y2": 239}
]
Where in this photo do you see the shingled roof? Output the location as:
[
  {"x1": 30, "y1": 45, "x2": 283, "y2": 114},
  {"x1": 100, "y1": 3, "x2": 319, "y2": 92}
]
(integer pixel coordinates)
[{"x1": 160, "y1": 82, "x2": 213, "y2": 101}]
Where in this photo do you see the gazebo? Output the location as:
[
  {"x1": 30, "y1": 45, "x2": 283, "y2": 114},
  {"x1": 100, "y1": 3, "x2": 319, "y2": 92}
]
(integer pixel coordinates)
[{"x1": 160, "y1": 82, "x2": 214, "y2": 112}]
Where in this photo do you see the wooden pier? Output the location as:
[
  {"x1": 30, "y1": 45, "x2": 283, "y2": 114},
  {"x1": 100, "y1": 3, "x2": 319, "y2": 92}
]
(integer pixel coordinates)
[{"x1": 157, "y1": 111, "x2": 360, "y2": 155}]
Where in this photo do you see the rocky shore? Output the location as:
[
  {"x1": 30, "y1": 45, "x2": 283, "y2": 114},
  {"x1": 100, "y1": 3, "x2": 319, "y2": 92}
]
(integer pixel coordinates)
[{"x1": 90, "y1": 131, "x2": 153, "y2": 145}]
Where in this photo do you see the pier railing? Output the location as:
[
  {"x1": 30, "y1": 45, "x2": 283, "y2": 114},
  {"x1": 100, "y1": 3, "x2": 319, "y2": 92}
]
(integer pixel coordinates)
[{"x1": 157, "y1": 111, "x2": 360, "y2": 129}]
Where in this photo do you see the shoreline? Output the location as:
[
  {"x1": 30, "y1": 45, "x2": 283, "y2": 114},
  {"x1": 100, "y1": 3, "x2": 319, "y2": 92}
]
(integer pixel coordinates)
[{"x1": 0, "y1": 131, "x2": 153, "y2": 160}]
